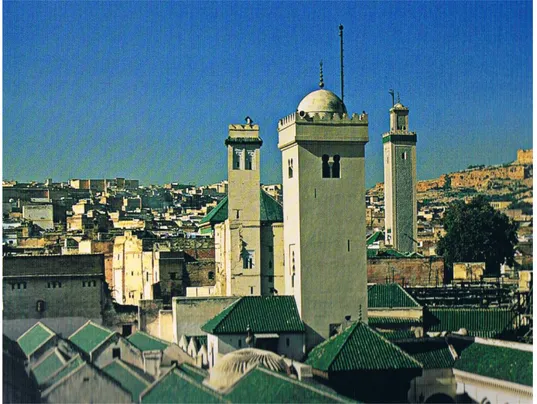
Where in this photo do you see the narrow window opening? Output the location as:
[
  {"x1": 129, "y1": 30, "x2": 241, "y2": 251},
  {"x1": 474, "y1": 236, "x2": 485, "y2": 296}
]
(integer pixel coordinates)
[
  {"x1": 314, "y1": 188, "x2": 317, "y2": 198},
  {"x1": 250, "y1": 287, "x2": 254, "y2": 295},
  {"x1": 208, "y1": 271, "x2": 215, "y2": 280},
  {"x1": 332, "y1": 155, "x2": 341, "y2": 178},
  {"x1": 286, "y1": 338, "x2": 290, "y2": 347},
  {"x1": 322, "y1": 155, "x2": 331, "y2": 178},
  {"x1": 402, "y1": 152, "x2": 407, "y2": 160},
  {"x1": 288, "y1": 159, "x2": 294, "y2": 178},
  {"x1": 268, "y1": 260, "x2": 272, "y2": 269},
  {"x1": 268, "y1": 276, "x2": 274, "y2": 283},
  {"x1": 291, "y1": 274, "x2": 295, "y2": 288},
  {"x1": 348, "y1": 240, "x2": 351, "y2": 252},
  {"x1": 238, "y1": 339, "x2": 242, "y2": 348},
  {"x1": 236, "y1": 210, "x2": 240, "y2": 219},
  {"x1": 112, "y1": 348, "x2": 121, "y2": 359}
]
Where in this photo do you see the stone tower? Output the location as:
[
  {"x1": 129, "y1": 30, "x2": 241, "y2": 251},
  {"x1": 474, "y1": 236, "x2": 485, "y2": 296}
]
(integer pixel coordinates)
[
  {"x1": 278, "y1": 82, "x2": 369, "y2": 350},
  {"x1": 225, "y1": 122, "x2": 262, "y2": 296},
  {"x1": 383, "y1": 101, "x2": 417, "y2": 253}
]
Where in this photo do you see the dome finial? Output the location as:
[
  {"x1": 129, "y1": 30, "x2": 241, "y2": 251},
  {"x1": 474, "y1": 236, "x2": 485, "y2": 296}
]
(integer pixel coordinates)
[{"x1": 319, "y1": 60, "x2": 324, "y2": 89}]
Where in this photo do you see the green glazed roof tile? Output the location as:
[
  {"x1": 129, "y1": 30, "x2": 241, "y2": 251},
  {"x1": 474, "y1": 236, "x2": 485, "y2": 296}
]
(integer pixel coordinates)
[
  {"x1": 127, "y1": 331, "x2": 169, "y2": 352},
  {"x1": 102, "y1": 360, "x2": 150, "y2": 399},
  {"x1": 224, "y1": 366, "x2": 352, "y2": 403},
  {"x1": 306, "y1": 322, "x2": 422, "y2": 372},
  {"x1": 42, "y1": 355, "x2": 85, "y2": 390},
  {"x1": 199, "y1": 191, "x2": 283, "y2": 226},
  {"x1": 425, "y1": 308, "x2": 515, "y2": 335},
  {"x1": 368, "y1": 317, "x2": 422, "y2": 327},
  {"x1": 201, "y1": 296, "x2": 304, "y2": 334},
  {"x1": 454, "y1": 342, "x2": 532, "y2": 386},
  {"x1": 178, "y1": 363, "x2": 209, "y2": 384},
  {"x1": 396, "y1": 340, "x2": 455, "y2": 369},
  {"x1": 368, "y1": 284, "x2": 421, "y2": 308},
  {"x1": 366, "y1": 231, "x2": 384, "y2": 246},
  {"x1": 141, "y1": 368, "x2": 225, "y2": 403},
  {"x1": 17, "y1": 322, "x2": 56, "y2": 356},
  {"x1": 377, "y1": 330, "x2": 417, "y2": 340},
  {"x1": 31, "y1": 350, "x2": 65, "y2": 385},
  {"x1": 68, "y1": 321, "x2": 114, "y2": 354}
]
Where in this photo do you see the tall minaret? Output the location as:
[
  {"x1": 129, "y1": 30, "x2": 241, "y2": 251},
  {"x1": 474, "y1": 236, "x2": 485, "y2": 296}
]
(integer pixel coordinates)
[
  {"x1": 225, "y1": 119, "x2": 262, "y2": 296},
  {"x1": 383, "y1": 99, "x2": 417, "y2": 253},
  {"x1": 278, "y1": 66, "x2": 369, "y2": 350}
]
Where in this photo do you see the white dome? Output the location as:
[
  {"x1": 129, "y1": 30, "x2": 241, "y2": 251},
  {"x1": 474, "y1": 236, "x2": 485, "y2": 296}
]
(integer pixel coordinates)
[
  {"x1": 207, "y1": 348, "x2": 288, "y2": 390},
  {"x1": 297, "y1": 89, "x2": 347, "y2": 115}
]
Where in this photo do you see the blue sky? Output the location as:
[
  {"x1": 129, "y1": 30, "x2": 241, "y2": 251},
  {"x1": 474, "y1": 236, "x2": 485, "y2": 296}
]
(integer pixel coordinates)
[{"x1": 3, "y1": 1, "x2": 532, "y2": 187}]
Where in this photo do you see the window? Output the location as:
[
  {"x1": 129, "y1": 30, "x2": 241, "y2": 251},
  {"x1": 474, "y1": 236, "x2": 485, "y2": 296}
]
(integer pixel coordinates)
[
  {"x1": 208, "y1": 271, "x2": 215, "y2": 280},
  {"x1": 288, "y1": 159, "x2": 294, "y2": 178},
  {"x1": 122, "y1": 324, "x2": 132, "y2": 337},
  {"x1": 322, "y1": 154, "x2": 331, "y2": 178},
  {"x1": 36, "y1": 300, "x2": 45, "y2": 312},
  {"x1": 291, "y1": 274, "x2": 295, "y2": 288},
  {"x1": 286, "y1": 338, "x2": 290, "y2": 347},
  {"x1": 268, "y1": 276, "x2": 274, "y2": 283},
  {"x1": 82, "y1": 281, "x2": 86, "y2": 287},
  {"x1": 268, "y1": 246, "x2": 273, "y2": 252},
  {"x1": 233, "y1": 148, "x2": 243, "y2": 170},
  {"x1": 332, "y1": 155, "x2": 340, "y2": 178},
  {"x1": 245, "y1": 150, "x2": 255, "y2": 170},
  {"x1": 402, "y1": 152, "x2": 407, "y2": 160},
  {"x1": 238, "y1": 339, "x2": 242, "y2": 348},
  {"x1": 170, "y1": 272, "x2": 178, "y2": 280},
  {"x1": 250, "y1": 287, "x2": 254, "y2": 295},
  {"x1": 243, "y1": 250, "x2": 254, "y2": 269},
  {"x1": 47, "y1": 281, "x2": 61, "y2": 289},
  {"x1": 268, "y1": 260, "x2": 272, "y2": 269},
  {"x1": 112, "y1": 348, "x2": 121, "y2": 359}
]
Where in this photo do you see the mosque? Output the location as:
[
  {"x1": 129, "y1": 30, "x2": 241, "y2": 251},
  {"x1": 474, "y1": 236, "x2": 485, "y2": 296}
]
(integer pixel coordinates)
[{"x1": 198, "y1": 60, "x2": 417, "y2": 351}]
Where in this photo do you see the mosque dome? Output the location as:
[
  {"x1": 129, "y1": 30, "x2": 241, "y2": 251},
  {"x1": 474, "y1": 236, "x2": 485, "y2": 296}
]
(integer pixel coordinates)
[
  {"x1": 297, "y1": 89, "x2": 347, "y2": 115},
  {"x1": 206, "y1": 348, "x2": 288, "y2": 390}
]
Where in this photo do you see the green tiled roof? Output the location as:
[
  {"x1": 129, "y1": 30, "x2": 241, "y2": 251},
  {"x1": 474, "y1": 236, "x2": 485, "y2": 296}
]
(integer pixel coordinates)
[
  {"x1": 368, "y1": 283, "x2": 421, "y2": 308},
  {"x1": 141, "y1": 369, "x2": 224, "y2": 403},
  {"x1": 224, "y1": 366, "x2": 351, "y2": 403},
  {"x1": 454, "y1": 342, "x2": 532, "y2": 386},
  {"x1": 199, "y1": 197, "x2": 229, "y2": 225},
  {"x1": 17, "y1": 322, "x2": 56, "y2": 356},
  {"x1": 201, "y1": 296, "x2": 304, "y2": 334},
  {"x1": 69, "y1": 321, "x2": 114, "y2": 354},
  {"x1": 178, "y1": 363, "x2": 209, "y2": 384},
  {"x1": 31, "y1": 350, "x2": 65, "y2": 385},
  {"x1": 42, "y1": 355, "x2": 85, "y2": 390},
  {"x1": 366, "y1": 231, "x2": 384, "y2": 246},
  {"x1": 102, "y1": 360, "x2": 150, "y2": 399},
  {"x1": 199, "y1": 191, "x2": 283, "y2": 226},
  {"x1": 306, "y1": 322, "x2": 422, "y2": 372},
  {"x1": 368, "y1": 317, "x2": 422, "y2": 327},
  {"x1": 377, "y1": 330, "x2": 417, "y2": 341},
  {"x1": 425, "y1": 308, "x2": 515, "y2": 336},
  {"x1": 396, "y1": 340, "x2": 455, "y2": 369},
  {"x1": 127, "y1": 331, "x2": 169, "y2": 352}
]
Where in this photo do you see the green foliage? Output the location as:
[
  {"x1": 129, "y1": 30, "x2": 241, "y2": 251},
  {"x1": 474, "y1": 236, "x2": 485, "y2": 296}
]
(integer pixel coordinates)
[
  {"x1": 436, "y1": 196, "x2": 518, "y2": 276},
  {"x1": 467, "y1": 164, "x2": 485, "y2": 170},
  {"x1": 509, "y1": 200, "x2": 533, "y2": 215}
]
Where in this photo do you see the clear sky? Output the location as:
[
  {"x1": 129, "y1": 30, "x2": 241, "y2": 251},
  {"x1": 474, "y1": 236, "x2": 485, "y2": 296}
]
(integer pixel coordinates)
[{"x1": 4, "y1": 1, "x2": 533, "y2": 188}]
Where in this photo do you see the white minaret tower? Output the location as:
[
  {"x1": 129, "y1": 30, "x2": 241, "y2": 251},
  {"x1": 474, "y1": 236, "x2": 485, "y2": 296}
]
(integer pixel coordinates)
[
  {"x1": 383, "y1": 98, "x2": 417, "y2": 253},
  {"x1": 278, "y1": 65, "x2": 369, "y2": 350},
  {"x1": 225, "y1": 119, "x2": 262, "y2": 296}
]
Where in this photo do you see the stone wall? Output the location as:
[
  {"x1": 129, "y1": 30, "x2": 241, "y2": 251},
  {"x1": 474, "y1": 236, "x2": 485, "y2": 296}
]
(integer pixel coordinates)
[
  {"x1": 516, "y1": 149, "x2": 533, "y2": 165},
  {"x1": 185, "y1": 262, "x2": 215, "y2": 287},
  {"x1": 367, "y1": 256, "x2": 445, "y2": 286}
]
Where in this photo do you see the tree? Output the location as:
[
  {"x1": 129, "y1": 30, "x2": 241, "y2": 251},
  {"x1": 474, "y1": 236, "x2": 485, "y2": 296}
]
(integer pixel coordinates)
[{"x1": 436, "y1": 195, "x2": 518, "y2": 277}]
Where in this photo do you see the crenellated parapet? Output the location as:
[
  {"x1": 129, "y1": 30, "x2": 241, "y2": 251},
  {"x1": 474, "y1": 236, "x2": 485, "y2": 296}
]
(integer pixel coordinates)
[
  {"x1": 228, "y1": 124, "x2": 260, "y2": 131},
  {"x1": 278, "y1": 111, "x2": 368, "y2": 130}
]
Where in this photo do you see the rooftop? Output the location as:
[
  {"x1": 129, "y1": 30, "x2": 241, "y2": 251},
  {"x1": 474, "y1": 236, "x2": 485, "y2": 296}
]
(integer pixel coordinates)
[
  {"x1": 127, "y1": 331, "x2": 169, "y2": 352},
  {"x1": 201, "y1": 296, "x2": 304, "y2": 334},
  {"x1": 68, "y1": 321, "x2": 115, "y2": 354},
  {"x1": 4, "y1": 254, "x2": 104, "y2": 277},
  {"x1": 305, "y1": 322, "x2": 422, "y2": 372},
  {"x1": 31, "y1": 349, "x2": 66, "y2": 385},
  {"x1": 223, "y1": 366, "x2": 351, "y2": 403},
  {"x1": 396, "y1": 340, "x2": 455, "y2": 369},
  {"x1": 368, "y1": 283, "x2": 421, "y2": 308},
  {"x1": 425, "y1": 308, "x2": 515, "y2": 337},
  {"x1": 17, "y1": 322, "x2": 56, "y2": 356},
  {"x1": 454, "y1": 341, "x2": 532, "y2": 386},
  {"x1": 102, "y1": 359, "x2": 151, "y2": 400},
  {"x1": 141, "y1": 368, "x2": 225, "y2": 403}
]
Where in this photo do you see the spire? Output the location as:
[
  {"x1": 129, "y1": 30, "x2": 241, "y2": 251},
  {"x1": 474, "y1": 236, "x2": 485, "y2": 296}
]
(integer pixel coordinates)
[{"x1": 319, "y1": 60, "x2": 324, "y2": 89}]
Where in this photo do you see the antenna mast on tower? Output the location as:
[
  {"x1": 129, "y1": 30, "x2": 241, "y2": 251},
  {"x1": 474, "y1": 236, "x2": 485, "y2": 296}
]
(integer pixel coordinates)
[{"x1": 339, "y1": 24, "x2": 344, "y2": 103}]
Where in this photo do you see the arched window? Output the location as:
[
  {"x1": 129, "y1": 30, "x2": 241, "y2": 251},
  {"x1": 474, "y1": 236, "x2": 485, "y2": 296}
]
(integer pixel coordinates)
[
  {"x1": 288, "y1": 159, "x2": 294, "y2": 178},
  {"x1": 322, "y1": 155, "x2": 331, "y2": 178},
  {"x1": 332, "y1": 155, "x2": 340, "y2": 178}
]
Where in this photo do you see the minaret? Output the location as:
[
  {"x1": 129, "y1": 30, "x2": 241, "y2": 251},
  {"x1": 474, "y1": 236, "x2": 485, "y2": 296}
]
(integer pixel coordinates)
[
  {"x1": 383, "y1": 99, "x2": 418, "y2": 253},
  {"x1": 278, "y1": 66, "x2": 369, "y2": 350},
  {"x1": 225, "y1": 119, "x2": 262, "y2": 296}
]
